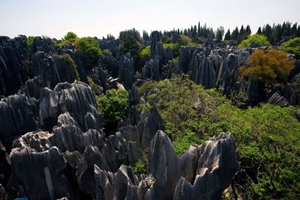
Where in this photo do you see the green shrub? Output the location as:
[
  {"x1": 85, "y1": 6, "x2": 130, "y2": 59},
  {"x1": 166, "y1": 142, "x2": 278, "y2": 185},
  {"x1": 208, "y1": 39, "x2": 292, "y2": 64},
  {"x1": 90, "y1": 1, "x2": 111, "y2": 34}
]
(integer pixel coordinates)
[
  {"x1": 238, "y1": 34, "x2": 271, "y2": 49},
  {"x1": 102, "y1": 49, "x2": 112, "y2": 55},
  {"x1": 215, "y1": 103, "x2": 300, "y2": 199},
  {"x1": 140, "y1": 45, "x2": 151, "y2": 58},
  {"x1": 26, "y1": 36, "x2": 34, "y2": 48},
  {"x1": 63, "y1": 31, "x2": 78, "y2": 42},
  {"x1": 97, "y1": 89, "x2": 129, "y2": 124},
  {"x1": 137, "y1": 81, "x2": 156, "y2": 97},
  {"x1": 87, "y1": 76, "x2": 97, "y2": 90},
  {"x1": 76, "y1": 36, "x2": 102, "y2": 65},
  {"x1": 280, "y1": 37, "x2": 300, "y2": 59}
]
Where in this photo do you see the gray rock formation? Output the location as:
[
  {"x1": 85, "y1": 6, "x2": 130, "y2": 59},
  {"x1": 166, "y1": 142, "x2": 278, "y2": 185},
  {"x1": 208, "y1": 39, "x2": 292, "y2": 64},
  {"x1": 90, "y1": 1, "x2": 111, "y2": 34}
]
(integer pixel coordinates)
[
  {"x1": 9, "y1": 147, "x2": 75, "y2": 200},
  {"x1": 179, "y1": 46, "x2": 200, "y2": 73},
  {"x1": 93, "y1": 131, "x2": 238, "y2": 200},
  {"x1": 0, "y1": 94, "x2": 38, "y2": 147},
  {"x1": 38, "y1": 81, "x2": 103, "y2": 131},
  {"x1": 141, "y1": 106, "x2": 164, "y2": 149},
  {"x1": 150, "y1": 31, "x2": 161, "y2": 59},
  {"x1": 267, "y1": 92, "x2": 290, "y2": 107},
  {"x1": 119, "y1": 53, "x2": 134, "y2": 90},
  {"x1": 216, "y1": 53, "x2": 240, "y2": 95},
  {"x1": 142, "y1": 56, "x2": 161, "y2": 81},
  {"x1": 129, "y1": 84, "x2": 139, "y2": 106},
  {"x1": 189, "y1": 51, "x2": 216, "y2": 88},
  {"x1": 0, "y1": 36, "x2": 32, "y2": 96}
]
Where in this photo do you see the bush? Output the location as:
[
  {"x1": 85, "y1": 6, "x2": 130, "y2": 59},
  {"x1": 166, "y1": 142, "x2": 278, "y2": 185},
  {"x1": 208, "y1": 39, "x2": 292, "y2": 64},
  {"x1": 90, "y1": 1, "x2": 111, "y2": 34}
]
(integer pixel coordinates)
[
  {"x1": 137, "y1": 81, "x2": 156, "y2": 97},
  {"x1": 238, "y1": 34, "x2": 271, "y2": 49},
  {"x1": 280, "y1": 37, "x2": 300, "y2": 59},
  {"x1": 215, "y1": 103, "x2": 300, "y2": 199},
  {"x1": 139, "y1": 74, "x2": 224, "y2": 155},
  {"x1": 63, "y1": 31, "x2": 78, "y2": 42},
  {"x1": 239, "y1": 49, "x2": 294, "y2": 85},
  {"x1": 97, "y1": 89, "x2": 129, "y2": 124},
  {"x1": 76, "y1": 36, "x2": 101, "y2": 65},
  {"x1": 140, "y1": 45, "x2": 151, "y2": 58},
  {"x1": 26, "y1": 36, "x2": 35, "y2": 48}
]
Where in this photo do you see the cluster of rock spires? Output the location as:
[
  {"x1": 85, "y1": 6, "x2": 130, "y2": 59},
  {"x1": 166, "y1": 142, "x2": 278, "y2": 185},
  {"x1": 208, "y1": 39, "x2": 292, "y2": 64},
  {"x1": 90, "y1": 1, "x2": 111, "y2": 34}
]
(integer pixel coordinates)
[
  {"x1": 0, "y1": 79, "x2": 239, "y2": 199},
  {"x1": 0, "y1": 29, "x2": 299, "y2": 199}
]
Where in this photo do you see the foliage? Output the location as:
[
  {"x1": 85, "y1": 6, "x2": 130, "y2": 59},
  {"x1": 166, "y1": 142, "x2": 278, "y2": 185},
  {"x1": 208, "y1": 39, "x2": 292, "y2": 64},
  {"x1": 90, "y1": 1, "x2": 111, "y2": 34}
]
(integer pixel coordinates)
[
  {"x1": 102, "y1": 49, "x2": 112, "y2": 55},
  {"x1": 140, "y1": 45, "x2": 151, "y2": 58},
  {"x1": 280, "y1": 37, "x2": 300, "y2": 59},
  {"x1": 138, "y1": 73, "x2": 300, "y2": 198},
  {"x1": 119, "y1": 30, "x2": 141, "y2": 71},
  {"x1": 239, "y1": 49, "x2": 294, "y2": 85},
  {"x1": 57, "y1": 31, "x2": 78, "y2": 47},
  {"x1": 161, "y1": 34, "x2": 171, "y2": 43},
  {"x1": 87, "y1": 76, "x2": 97, "y2": 91},
  {"x1": 137, "y1": 81, "x2": 156, "y2": 97},
  {"x1": 131, "y1": 160, "x2": 146, "y2": 176},
  {"x1": 119, "y1": 28, "x2": 141, "y2": 42},
  {"x1": 257, "y1": 22, "x2": 300, "y2": 44},
  {"x1": 139, "y1": 74, "x2": 223, "y2": 155},
  {"x1": 238, "y1": 34, "x2": 271, "y2": 49},
  {"x1": 26, "y1": 36, "x2": 35, "y2": 48},
  {"x1": 141, "y1": 43, "x2": 181, "y2": 60},
  {"x1": 130, "y1": 147, "x2": 149, "y2": 176},
  {"x1": 59, "y1": 54, "x2": 80, "y2": 80},
  {"x1": 163, "y1": 43, "x2": 181, "y2": 57},
  {"x1": 76, "y1": 36, "x2": 101, "y2": 65},
  {"x1": 214, "y1": 103, "x2": 300, "y2": 199},
  {"x1": 97, "y1": 89, "x2": 129, "y2": 124},
  {"x1": 168, "y1": 57, "x2": 179, "y2": 64},
  {"x1": 63, "y1": 31, "x2": 78, "y2": 42}
]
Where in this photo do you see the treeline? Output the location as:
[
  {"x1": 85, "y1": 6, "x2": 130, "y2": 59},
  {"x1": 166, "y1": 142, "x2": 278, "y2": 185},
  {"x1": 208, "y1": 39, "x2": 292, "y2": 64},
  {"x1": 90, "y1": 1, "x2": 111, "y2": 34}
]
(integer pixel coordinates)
[{"x1": 122, "y1": 21, "x2": 300, "y2": 46}]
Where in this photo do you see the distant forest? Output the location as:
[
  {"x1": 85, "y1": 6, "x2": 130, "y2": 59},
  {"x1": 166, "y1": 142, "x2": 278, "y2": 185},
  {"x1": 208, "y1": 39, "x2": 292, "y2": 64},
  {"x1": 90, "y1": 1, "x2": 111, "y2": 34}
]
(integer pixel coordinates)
[{"x1": 103, "y1": 21, "x2": 300, "y2": 45}]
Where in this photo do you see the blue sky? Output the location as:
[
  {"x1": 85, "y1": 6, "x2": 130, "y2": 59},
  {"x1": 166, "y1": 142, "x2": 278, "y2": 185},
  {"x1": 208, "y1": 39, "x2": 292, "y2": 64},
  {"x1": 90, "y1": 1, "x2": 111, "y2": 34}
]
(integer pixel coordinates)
[{"x1": 0, "y1": 0, "x2": 299, "y2": 39}]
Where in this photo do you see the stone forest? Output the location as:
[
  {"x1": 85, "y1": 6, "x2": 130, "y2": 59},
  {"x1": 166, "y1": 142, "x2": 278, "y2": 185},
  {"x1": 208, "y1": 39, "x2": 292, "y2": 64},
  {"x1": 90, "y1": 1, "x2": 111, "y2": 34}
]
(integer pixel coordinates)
[{"x1": 0, "y1": 22, "x2": 300, "y2": 199}]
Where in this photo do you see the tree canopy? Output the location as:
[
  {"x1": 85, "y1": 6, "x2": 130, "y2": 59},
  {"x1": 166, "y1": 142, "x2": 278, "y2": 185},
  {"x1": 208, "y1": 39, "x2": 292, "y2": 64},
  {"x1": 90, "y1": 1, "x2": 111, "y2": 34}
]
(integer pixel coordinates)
[
  {"x1": 239, "y1": 49, "x2": 294, "y2": 85},
  {"x1": 63, "y1": 31, "x2": 78, "y2": 42},
  {"x1": 97, "y1": 89, "x2": 129, "y2": 125},
  {"x1": 280, "y1": 37, "x2": 300, "y2": 59},
  {"x1": 76, "y1": 36, "x2": 101, "y2": 65},
  {"x1": 238, "y1": 34, "x2": 271, "y2": 48}
]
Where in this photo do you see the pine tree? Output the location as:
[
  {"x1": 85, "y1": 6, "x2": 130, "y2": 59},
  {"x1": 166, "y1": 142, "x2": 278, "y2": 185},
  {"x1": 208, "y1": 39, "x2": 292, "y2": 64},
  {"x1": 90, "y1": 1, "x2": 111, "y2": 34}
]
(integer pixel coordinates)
[{"x1": 224, "y1": 29, "x2": 231, "y2": 40}]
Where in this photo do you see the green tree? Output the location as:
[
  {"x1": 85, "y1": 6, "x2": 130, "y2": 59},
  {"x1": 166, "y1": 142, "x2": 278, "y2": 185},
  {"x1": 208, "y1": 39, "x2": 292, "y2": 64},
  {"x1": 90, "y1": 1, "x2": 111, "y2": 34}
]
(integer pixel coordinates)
[
  {"x1": 63, "y1": 31, "x2": 78, "y2": 42},
  {"x1": 280, "y1": 37, "x2": 300, "y2": 59},
  {"x1": 97, "y1": 89, "x2": 129, "y2": 124},
  {"x1": 216, "y1": 27, "x2": 224, "y2": 42},
  {"x1": 257, "y1": 27, "x2": 262, "y2": 34},
  {"x1": 262, "y1": 24, "x2": 273, "y2": 43},
  {"x1": 224, "y1": 29, "x2": 231, "y2": 41},
  {"x1": 238, "y1": 34, "x2": 271, "y2": 49},
  {"x1": 119, "y1": 30, "x2": 141, "y2": 71},
  {"x1": 76, "y1": 36, "x2": 101, "y2": 65}
]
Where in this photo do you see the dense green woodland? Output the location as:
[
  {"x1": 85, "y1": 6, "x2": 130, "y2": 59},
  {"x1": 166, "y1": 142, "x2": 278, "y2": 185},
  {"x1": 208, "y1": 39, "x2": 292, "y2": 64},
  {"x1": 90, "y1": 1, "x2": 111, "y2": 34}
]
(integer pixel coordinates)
[{"x1": 6, "y1": 21, "x2": 300, "y2": 199}]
